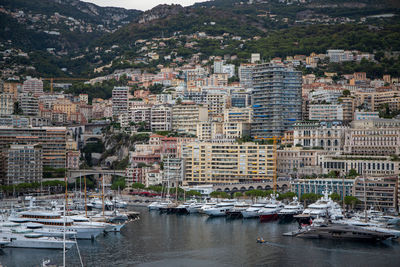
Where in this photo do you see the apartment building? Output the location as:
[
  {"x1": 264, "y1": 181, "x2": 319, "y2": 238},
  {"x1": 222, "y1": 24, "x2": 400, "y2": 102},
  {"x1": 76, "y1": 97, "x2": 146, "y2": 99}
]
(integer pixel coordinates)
[
  {"x1": 0, "y1": 93, "x2": 14, "y2": 115},
  {"x1": 355, "y1": 91, "x2": 400, "y2": 112},
  {"x1": 344, "y1": 119, "x2": 400, "y2": 156},
  {"x1": 293, "y1": 121, "x2": 347, "y2": 152},
  {"x1": 3, "y1": 82, "x2": 20, "y2": 101},
  {"x1": 238, "y1": 64, "x2": 255, "y2": 88},
  {"x1": 353, "y1": 176, "x2": 398, "y2": 212},
  {"x1": 150, "y1": 104, "x2": 172, "y2": 132},
  {"x1": 224, "y1": 107, "x2": 252, "y2": 123},
  {"x1": 183, "y1": 142, "x2": 274, "y2": 184},
  {"x1": 308, "y1": 104, "x2": 344, "y2": 121},
  {"x1": 291, "y1": 178, "x2": 355, "y2": 198},
  {"x1": 318, "y1": 155, "x2": 399, "y2": 177},
  {"x1": 0, "y1": 126, "x2": 67, "y2": 169},
  {"x1": 252, "y1": 64, "x2": 302, "y2": 138},
  {"x1": 22, "y1": 78, "x2": 43, "y2": 96},
  {"x1": 339, "y1": 97, "x2": 355, "y2": 122},
  {"x1": 223, "y1": 122, "x2": 251, "y2": 140},
  {"x1": 6, "y1": 144, "x2": 43, "y2": 185},
  {"x1": 277, "y1": 148, "x2": 325, "y2": 177},
  {"x1": 172, "y1": 102, "x2": 208, "y2": 136},
  {"x1": 18, "y1": 93, "x2": 39, "y2": 116},
  {"x1": 196, "y1": 121, "x2": 223, "y2": 141},
  {"x1": 112, "y1": 86, "x2": 129, "y2": 117}
]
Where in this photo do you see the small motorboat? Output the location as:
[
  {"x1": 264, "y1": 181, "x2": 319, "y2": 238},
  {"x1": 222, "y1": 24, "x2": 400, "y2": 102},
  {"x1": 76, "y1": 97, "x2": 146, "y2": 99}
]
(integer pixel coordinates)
[{"x1": 256, "y1": 237, "x2": 267, "y2": 243}]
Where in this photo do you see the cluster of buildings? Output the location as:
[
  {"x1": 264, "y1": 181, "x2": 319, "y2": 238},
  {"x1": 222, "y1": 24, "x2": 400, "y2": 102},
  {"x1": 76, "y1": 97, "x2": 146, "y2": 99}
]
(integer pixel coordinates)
[{"x1": 1, "y1": 52, "x2": 400, "y2": 212}]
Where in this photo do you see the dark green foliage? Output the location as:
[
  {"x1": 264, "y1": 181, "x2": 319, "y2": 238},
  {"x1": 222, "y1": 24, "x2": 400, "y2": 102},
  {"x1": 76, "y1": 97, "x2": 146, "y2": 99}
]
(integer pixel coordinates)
[
  {"x1": 43, "y1": 167, "x2": 66, "y2": 178},
  {"x1": 300, "y1": 193, "x2": 322, "y2": 203},
  {"x1": 210, "y1": 191, "x2": 230, "y2": 198},
  {"x1": 111, "y1": 176, "x2": 126, "y2": 190},
  {"x1": 147, "y1": 185, "x2": 163, "y2": 193},
  {"x1": 277, "y1": 192, "x2": 297, "y2": 201},
  {"x1": 111, "y1": 156, "x2": 129, "y2": 170},
  {"x1": 13, "y1": 102, "x2": 23, "y2": 115},
  {"x1": 186, "y1": 190, "x2": 202, "y2": 197},
  {"x1": 344, "y1": 195, "x2": 361, "y2": 209},
  {"x1": 131, "y1": 183, "x2": 145, "y2": 189},
  {"x1": 329, "y1": 192, "x2": 341, "y2": 201},
  {"x1": 348, "y1": 169, "x2": 359, "y2": 177}
]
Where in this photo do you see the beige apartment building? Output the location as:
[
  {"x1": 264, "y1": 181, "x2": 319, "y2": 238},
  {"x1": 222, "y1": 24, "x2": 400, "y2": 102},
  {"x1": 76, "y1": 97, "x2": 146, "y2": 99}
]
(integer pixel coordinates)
[
  {"x1": 353, "y1": 176, "x2": 398, "y2": 212},
  {"x1": 183, "y1": 142, "x2": 274, "y2": 184},
  {"x1": 172, "y1": 102, "x2": 208, "y2": 136},
  {"x1": 318, "y1": 154, "x2": 399, "y2": 177},
  {"x1": 355, "y1": 91, "x2": 400, "y2": 112},
  {"x1": 344, "y1": 119, "x2": 400, "y2": 156}
]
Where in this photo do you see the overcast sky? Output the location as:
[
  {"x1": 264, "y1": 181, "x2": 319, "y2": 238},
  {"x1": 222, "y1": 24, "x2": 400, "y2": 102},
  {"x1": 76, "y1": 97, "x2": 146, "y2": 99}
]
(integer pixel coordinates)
[{"x1": 83, "y1": 0, "x2": 208, "y2": 11}]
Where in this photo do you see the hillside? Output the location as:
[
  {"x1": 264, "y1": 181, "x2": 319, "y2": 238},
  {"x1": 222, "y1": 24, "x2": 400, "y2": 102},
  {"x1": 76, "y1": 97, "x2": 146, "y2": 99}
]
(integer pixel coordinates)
[
  {"x1": 0, "y1": 0, "x2": 142, "y2": 52},
  {"x1": 1, "y1": 0, "x2": 400, "y2": 79}
]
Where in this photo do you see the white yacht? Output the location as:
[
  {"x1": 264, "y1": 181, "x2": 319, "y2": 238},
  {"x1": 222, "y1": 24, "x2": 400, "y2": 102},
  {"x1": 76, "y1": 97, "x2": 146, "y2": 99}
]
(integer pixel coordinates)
[
  {"x1": 114, "y1": 198, "x2": 128, "y2": 209},
  {"x1": 278, "y1": 197, "x2": 304, "y2": 221},
  {"x1": 226, "y1": 202, "x2": 250, "y2": 219},
  {"x1": 8, "y1": 210, "x2": 106, "y2": 239},
  {"x1": 258, "y1": 200, "x2": 284, "y2": 222},
  {"x1": 241, "y1": 203, "x2": 268, "y2": 219},
  {"x1": 148, "y1": 199, "x2": 173, "y2": 211},
  {"x1": 302, "y1": 192, "x2": 332, "y2": 218},
  {"x1": 199, "y1": 202, "x2": 217, "y2": 214},
  {"x1": 0, "y1": 225, "x2": 75, "y2": 249},
  {"x1": 204, "y1": 201, "x2": 235, "y2": 217},
  {"x1": 91, "y1": 198, "x2": 114, "y2": 210},
  {"x1": 186, "y1": 203, "x2": 204, "y2": 214}
]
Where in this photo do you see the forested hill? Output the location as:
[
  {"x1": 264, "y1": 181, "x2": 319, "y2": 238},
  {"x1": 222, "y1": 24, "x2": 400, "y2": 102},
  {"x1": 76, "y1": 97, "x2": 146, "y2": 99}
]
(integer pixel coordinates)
[
  {"x1": 98, "y1": 0, "x2": 400, "y2": 48},
  {"x1": 0, "y1": 0, "x2": 142, "y2": 52},
  {"x1": 1, "y1": 0, "x2": 400, "y2": 78}
]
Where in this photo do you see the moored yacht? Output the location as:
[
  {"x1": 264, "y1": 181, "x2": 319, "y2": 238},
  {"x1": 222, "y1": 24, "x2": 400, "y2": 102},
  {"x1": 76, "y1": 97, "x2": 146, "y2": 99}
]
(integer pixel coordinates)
[
  {"x1": 226, "y1": 202, "x2": 250, "y2": 219},
  {"x1": 0, "y1": 228, "x2": 75, "y2": 249},
  {"x1": 278, "y1": 197, "x2": 303, "y2": 222},
  {"x1": 241, "y1": 203, "x2": 268, "y2": 219},
  {"x1": 8, "y1": 210, "x2": 105, "y2": 239},
  {"x1": 258, "y1": 200, "x2": 284, "y2": 222},
  {"x1": 204, "y1": 201, "x2": 235, "y2": 217}
]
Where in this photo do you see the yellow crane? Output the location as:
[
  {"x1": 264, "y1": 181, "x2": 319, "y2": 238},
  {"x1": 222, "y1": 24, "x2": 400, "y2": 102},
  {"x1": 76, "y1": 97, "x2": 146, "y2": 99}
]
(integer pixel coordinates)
[
  {"x1": 41, "y1": 77, "x2": 89, "y2": 93},
  {"x1": 254, "y1": 136, "x2": 285, "y2": 192}
]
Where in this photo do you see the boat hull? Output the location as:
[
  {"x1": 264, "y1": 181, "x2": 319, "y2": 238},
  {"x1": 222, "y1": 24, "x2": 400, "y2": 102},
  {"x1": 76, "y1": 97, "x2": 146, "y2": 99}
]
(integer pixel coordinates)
[{"x1": 259, "y1": 213, "x2": 278, "y2": 222}]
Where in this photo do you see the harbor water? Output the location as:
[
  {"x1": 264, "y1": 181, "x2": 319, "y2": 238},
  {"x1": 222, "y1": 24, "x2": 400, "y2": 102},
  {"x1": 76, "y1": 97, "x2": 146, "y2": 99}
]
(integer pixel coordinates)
[{"x1": 1, "y1": 206, "x2": 400, "y2": 267}]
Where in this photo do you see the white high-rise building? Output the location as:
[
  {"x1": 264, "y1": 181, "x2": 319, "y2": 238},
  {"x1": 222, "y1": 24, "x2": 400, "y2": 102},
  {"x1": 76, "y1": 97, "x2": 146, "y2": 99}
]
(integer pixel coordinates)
[
  {"x1": 22, "y1": 78, "x2": 43, "y2": 96},
  {"x1": 112, "y1": 86, "x2": 129, "y2": 118}
]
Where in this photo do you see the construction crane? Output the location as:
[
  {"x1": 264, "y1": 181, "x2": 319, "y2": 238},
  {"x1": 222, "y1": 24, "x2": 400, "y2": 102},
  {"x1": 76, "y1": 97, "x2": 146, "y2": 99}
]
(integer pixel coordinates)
[
  {"x1": 254, "y1": 136, "x2": 285, "y2": 192},
  {"x1": 41, "y1": 77, "x2": 89, "y2": 94}
]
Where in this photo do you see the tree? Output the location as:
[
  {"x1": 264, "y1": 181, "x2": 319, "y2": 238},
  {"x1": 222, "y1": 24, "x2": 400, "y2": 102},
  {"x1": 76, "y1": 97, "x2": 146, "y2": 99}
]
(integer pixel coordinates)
[
  {"x1": 329, "y1": 192, "x2": 341, "y2": 202},
  {"x1": 233, "y1": 192, "x2": 243, "y2": 198},
  {"x1": 131, "y1": 183, "x2": 145, "y2": 189},
  {"x1": 186, "y1": 190, "x2": 202, "y2": 197},
  {"x1": 348, "y1": 169, "x2": 359, "y2": 177},
  {"x1": 147, "y1": 185, "x2": 163, "y2": 193},
  {"x1": 111, "y1": 177, "x2": 126, "y2": 190},
  {"x1": 13, "y1": 102, "x2": 23, "y2": 115},
  {"x1": 342, "y1": 89, "x2": 351, "y2": 97},
  {"x1": 210, "y1": 191, "x2": 230, "y2": 198},
  {"x1": 327, "y1": 170, "x2": 339, "y2": 178},
  {"x1": 277, "y1": 192, "x2": 296, "y2": 201},
  {"x1": 344, "y1": 196, "x2": 360, "y2": 210},
  {"x1": 301, "y1": 193, "x2": 321, "y2": 205}
]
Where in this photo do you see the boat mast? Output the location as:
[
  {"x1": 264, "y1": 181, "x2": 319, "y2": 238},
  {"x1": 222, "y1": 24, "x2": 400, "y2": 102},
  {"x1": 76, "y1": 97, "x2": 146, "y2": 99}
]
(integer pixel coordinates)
[
  {"x1": 363, "y1": 177, "x2": 367, "y2": 222},
  {"x1": 65, "y1": 175, "x2": 68, "y2": 216},
  {"x1": 102, "y1": 175, "x2": 105, "y2": 216},
  {"x1": 84, "y1": 175, "x2": 87, "y2": 217},
  {"x1": 63, "y1": 177, "x2": 67, "y2": 267}
]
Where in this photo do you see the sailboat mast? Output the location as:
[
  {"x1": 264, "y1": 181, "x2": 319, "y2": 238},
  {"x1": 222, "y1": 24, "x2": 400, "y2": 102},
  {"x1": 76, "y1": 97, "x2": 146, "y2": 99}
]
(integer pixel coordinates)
[
  {"x1": 84, "y1": 175, "x2": 87, "y2": 217},
  {"x1": 102, "y1": 175, "x2": 105, "y2": 216}
]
